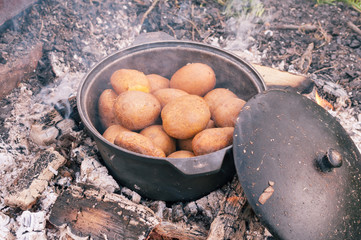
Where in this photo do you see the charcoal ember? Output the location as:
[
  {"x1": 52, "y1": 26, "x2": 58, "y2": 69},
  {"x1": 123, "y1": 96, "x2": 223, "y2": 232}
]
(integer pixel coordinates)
[
  {"x1": 120, "y1": 187, "x2": 142, "y2": 204},
  {"x1": 208, "y1": 177, "x2": 253, "y2": 240},
  {"x1": 206, "y1": 189, "x2": 225, "y2": 216},
  {"x1": 148, "y1": 201, "x2": 167, "y2": 219},
  {"x1": 195, "y1": 196, "x2": 213, "y2": 220},
  {"x1": 184, "y1": 201, "x2": 198, "y2": 217},
  {"x1": 171, "y1": 203, "x2": 184, "y2": 222},
  {"x1": 71, "y1": 140, "x2": 98, "y2": 164},
  {"x1": 4, "y1": 148, "x2": 66, "y2": 210},
  {"x1": 348, "y1": 39, "x2": 361, "y2": 48}
]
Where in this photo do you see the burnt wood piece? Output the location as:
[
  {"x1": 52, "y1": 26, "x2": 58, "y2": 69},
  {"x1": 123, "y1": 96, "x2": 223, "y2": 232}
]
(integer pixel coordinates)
[
  {"x1": 251, "y1": 63, "x2": 314, "y2": 94},
  {"x1": 50, "y1": 185, "x2": 159, "y2": 240},
  {"x1": 4, "y1": 148, "x2": 66, "y2": 210},
  {"x1": 154, "y1": 222, "x2": 208, "y2": 240},
  {"x1": 207, "y1": 177, "x2": 250, "y2": 240},
  {"x1": 49, "y1": 185, "x2": 209, "y2": 240},
  {"x1": 0, "y1": 41, "x2": 43, "y2": 99},
  {"x1": 0, "y1": 0, "x2": 37, "y2": 27}
]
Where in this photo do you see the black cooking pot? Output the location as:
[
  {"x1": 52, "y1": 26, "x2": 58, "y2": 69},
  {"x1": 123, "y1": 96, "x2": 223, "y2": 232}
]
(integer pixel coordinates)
[{"x1": 77, "y1": 40, "x2": 266, "y2": 201}]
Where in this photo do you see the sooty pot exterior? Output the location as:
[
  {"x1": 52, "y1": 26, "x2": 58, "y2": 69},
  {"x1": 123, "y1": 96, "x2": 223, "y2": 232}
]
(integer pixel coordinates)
[{"x1": 77, "y1": 41, "x2": 266, "y2": 201}]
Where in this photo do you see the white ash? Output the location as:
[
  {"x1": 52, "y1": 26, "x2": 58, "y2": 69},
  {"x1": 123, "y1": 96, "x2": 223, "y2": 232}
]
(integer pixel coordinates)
[
  {"x1": 29, "y1": 125, "x2": 59, "y2": 146},
  {"x1": 0, "y1": 72, "x2": 79, "y2": 198},
  {"x1": 329, "y1": 103, "x2": 361, "y2": 153},
  {"x1": 16, "y1": 211, "x2": 47, "y2": 240},
  {"x1": 0, "y1": 212, "x2": 14, "y2": 240},
  {"x1": 56, "y1": 176, "x2": 72, "y2": 187},
  {"x1": 35, "y1": 71, "x2": 84, "y2": 114},
  {"x1": 79, "y1": 157, "x2": 120, "y2": 193},
  {"x1": 39, "y1": 187, "x2": 59, "y2": 213},
  {"x1": 0, "y1": 152, "x2": 15, "y2": 173}
]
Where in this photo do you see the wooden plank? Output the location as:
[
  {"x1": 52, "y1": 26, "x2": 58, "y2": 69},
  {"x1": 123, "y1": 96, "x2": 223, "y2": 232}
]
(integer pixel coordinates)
[
  {"x1": 0, "y1": 41, "x2": 43, "y2": 99},
  {"x1": 0, "y1": 0, "x2": 37, "y2": 27},
  {"x1": 251, "y1": 63, "x2": 314, "y2": 93}
]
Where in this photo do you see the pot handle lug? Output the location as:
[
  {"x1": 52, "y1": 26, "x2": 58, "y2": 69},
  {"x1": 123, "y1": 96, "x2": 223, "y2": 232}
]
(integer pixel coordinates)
[
  {"x1": 317, "y1": 148, "x2": 343, "y2": 172},
  {"x1": 165, "y1": 148, "x2": 229, "y2": 175}
]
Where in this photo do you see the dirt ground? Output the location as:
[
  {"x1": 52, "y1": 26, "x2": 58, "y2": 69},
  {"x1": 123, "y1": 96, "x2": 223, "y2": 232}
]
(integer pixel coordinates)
[{"x1": 1, "y1": 0, "x2": 360, "y2": 110}]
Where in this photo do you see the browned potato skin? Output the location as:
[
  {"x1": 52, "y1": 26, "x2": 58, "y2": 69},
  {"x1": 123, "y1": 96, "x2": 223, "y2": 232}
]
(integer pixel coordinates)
[
  {"x1": 147, "y1": 74, "x2": 170, "y2": 93},
  {"x1": 192, "y1": 127, "x2": 234, "y2": 156},
  {"x1": 161, "y1": 95, "x2": 211, "y2": 139},
  {"x1": 170, "y1": 63, "x2": 216, "y2": 96},
  {"x1": 110, "y1": 69, "x2": 150, "y2": 94},
  {"x1": 113, "y1": 91, "x2": 161, "y2": 131},
  {"x1": 152, "y1": 88, "x2": 188, "y2": 108},
  {"x1": 177, "y1": 138, "x2": 193, "y2": 152},
  {"x1": 204, "y1": 88, "x2": 238, "y2": 115},
  {"x1": 168, "y1": 150, "x2": 195, "y2": 158},
  {"x1": 213, "y1": 97, "x2": 246, "y2": 127},
  {"x1": 98, "y1": 89, "x2": 119, "y2": 129},
  {"x1": 114, "y1": 131, "x2": 166, "y2": 157},
  {"x1": 102, "y1": 125, "x2": 130, "y2": 144},
  {"x1": 140, "y1": 125, "x2": 176, "y2": 156}
]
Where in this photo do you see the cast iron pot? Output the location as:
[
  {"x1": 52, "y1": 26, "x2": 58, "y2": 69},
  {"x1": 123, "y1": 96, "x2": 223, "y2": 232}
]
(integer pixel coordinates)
[
  {"x1": 77, "y1": 40, "x2": 266, "y2": 201},
  {"x1": 234, "y1": 89, "x2": 361, "y2": 239}
]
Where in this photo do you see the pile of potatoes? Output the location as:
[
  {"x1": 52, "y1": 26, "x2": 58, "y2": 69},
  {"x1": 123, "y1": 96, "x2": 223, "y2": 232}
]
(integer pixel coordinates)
[{"x1": 98, "y1": 63, "x2": 246, "y2": 158}]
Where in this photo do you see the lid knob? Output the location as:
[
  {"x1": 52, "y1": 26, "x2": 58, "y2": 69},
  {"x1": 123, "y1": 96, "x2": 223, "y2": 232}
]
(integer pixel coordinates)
[{"x1": 318, "y1": 148, "x2": 343, "y2": 172}]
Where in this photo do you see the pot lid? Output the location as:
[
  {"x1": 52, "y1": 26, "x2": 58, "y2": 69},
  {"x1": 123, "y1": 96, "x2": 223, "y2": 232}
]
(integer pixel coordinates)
[{"x1": 233, "y1": 89, "x2": 361, "y2": 240}]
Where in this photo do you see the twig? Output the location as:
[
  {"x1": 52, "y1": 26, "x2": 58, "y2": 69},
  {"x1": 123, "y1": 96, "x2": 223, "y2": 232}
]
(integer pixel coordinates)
[
  {"x1": 191, "y1": 4, "x2": 195, "y2": 41},
  {"x1": 271, "y1": 23, "x2": 317, "y2": 32},
  {"x1": 175, "y1": 14, "x2": 202, "y2": 38},
  {"x1": 38, "y1": 19, "x2": 44, "y2": 38},
  {"x1": 312, "y1": 65, "x2": 337, "y2": 74},
  {"x1": 314, "y1": 21, "x2": 331, "y2": 48},
  {"x1": 140, "y1": 0, "x2": 160, "y2": 27},
  {"x1": 347, "y1": 21, "x2": 361, "y2": 36},
  {"x1": 166, "y1": 24, "x2": 176, "y2": 38},
  {"x1": 297, "y1": 42, "x2": 314, "y2": 74}
]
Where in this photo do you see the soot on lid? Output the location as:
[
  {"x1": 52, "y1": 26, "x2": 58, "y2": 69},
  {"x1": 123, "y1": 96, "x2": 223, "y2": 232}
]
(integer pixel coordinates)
[{"x1": 233, "y1": 89, "x2": 361, "y2": 240}]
